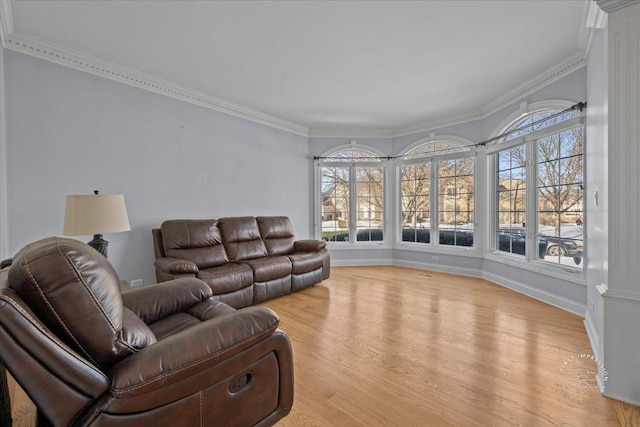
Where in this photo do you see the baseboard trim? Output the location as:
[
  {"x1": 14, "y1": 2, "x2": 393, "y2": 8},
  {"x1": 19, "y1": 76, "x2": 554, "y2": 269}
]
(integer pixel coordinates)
[
  {"x1": 601, "y1": 389, "x2": 640, "y2": 407},
  {"x1": 331, "y1": 258, "x2": 393, "y2": 267},
  {"x1": 392, "y1": 259, "x2": 482, "y2": 279},
  {"x1": 482, "y1": 272, "x2": 586, "y2": 317},
  {"x1": 584, "y1": 311, "x2": 600, "y2": 356}
]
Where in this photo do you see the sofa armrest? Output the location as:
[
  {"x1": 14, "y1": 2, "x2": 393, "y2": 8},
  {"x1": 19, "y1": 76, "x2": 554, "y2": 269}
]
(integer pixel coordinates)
[
  {"x1": 154, "y1": 257, "x2": 199, "y2": 275},
  {"x1": 294, "y1": 239, "x2": 327, "y2": 252},
  {"x1": 121, "y1": 278, "x2": 212, "y2": 324},
  {"x1": 108, "y1": 307, "x2": 280, "y2": 398}
]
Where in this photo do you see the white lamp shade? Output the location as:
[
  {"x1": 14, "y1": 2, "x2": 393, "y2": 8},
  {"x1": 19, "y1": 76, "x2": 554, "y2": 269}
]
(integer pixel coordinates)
[{"x1": 63, "y1": 194, "x2": 131, "y2": 236}]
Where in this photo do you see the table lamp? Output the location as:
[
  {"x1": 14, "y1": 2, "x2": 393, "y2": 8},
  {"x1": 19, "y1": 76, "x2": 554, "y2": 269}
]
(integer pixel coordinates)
[{"x1": 63, "y1": 190, "x2": 131, "y2": 258}]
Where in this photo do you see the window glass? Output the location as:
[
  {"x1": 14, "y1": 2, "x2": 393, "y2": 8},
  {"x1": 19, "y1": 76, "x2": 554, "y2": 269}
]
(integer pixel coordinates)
[
  {"x1": 320, "y1": 148, "x2": 384, "y2": 243},
  {"x1": 321, "y1": 166, "x2": 349, "y2": 242},
  {"x1": 400, "y1": 140, "x2": 474, "y2": 247},
  {"x1": 493, "y1": 108, "x2": 584, "y2": 269},
  {"x1": 537, "y1": 126, "x2": 584, "y2": 267},
  {"x1": 404, "y1": 141, "x2": 468, "y2": 159},
  {"x1": 495, "y1": 145, "x2": 526, "y2": 256},
  {"x1": 356, "y1": 166, "x2": 384, "y2": 242},
  {"x1": 439, "y1": 157, "x2": 474, "y2": 247},
  {"x1": 401, "y1": 163, "x2": 431, "y2": 243}
]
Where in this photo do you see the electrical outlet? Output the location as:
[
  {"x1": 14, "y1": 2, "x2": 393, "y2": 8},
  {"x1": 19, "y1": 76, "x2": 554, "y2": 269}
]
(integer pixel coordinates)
[
  {"x1": 431, "y1": 256, "x2": 440, "y2": 262},
  {"x1": 131, "y1": 279, "x2": 143, "y2": 287}
]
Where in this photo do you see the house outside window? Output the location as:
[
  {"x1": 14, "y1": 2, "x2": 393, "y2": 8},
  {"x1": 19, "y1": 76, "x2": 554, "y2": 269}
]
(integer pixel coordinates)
[
  {"x1": 398, "y1": 138, "x2": 475, "y2": 247},
  {"x1": 490, "y1": 106, "x2": 584, "y2": 270},
  {"x1": 318, "y1": 148, "x2": 385, "y2": 243}
]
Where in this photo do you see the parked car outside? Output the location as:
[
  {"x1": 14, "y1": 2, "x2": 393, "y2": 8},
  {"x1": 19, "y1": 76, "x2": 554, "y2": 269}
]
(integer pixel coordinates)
[
  {"x1": 542, "y1": 236, "x2": 580, "y2": 257},
  {"x1": 497, "y1": 230, "x2": 548, "y2": 259}
]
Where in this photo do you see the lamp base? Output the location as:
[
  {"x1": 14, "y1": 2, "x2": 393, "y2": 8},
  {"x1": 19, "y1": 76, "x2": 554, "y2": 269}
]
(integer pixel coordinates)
[{"x1": 88, "y1": 234, "x2": 109, "y2": 258}]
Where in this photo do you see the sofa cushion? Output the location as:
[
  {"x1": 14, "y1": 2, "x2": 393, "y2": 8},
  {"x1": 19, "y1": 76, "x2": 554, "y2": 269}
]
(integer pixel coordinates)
[
  {"x1": 161, "y1": 220, "x2": 229, "y2": 269},
  {"x1": 288, "y1": 252, "x2": 323, "y2": 274},
  {"x1": 257, "y1": 216, "x2": 296, "y2": 256},
  {"x1": 197, "y1": 263, "x2": 254, "y2": 294},
  {"x1": 242, "y1": 256, "x2": 292, "y2": 282},
  {"x1": 219, "y1": 217, "x2": 268, "y2": 262}
]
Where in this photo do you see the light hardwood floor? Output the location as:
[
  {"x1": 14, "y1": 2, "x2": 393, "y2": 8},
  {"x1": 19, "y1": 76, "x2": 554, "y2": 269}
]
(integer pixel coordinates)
[{"x1": 261, "y1": 266, "x2": 639, "y2": 427}]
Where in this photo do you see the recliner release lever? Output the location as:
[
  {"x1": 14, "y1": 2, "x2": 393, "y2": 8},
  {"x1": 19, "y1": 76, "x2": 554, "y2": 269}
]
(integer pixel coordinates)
[{"x1": 229, "y1": 371, "x2": 253, "y2": 393}]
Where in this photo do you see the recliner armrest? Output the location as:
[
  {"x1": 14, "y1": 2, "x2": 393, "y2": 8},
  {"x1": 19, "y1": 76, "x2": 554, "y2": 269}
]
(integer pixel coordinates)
[
  {"x1": 154, "y1": 257, "x2": 199, "y2": 274},
  {"x1": 122, "y1": 278, "x2": 212, "y2": 324},
  {"x1": 0, "y1": 294, "x2": 110, "y2": 426},
  {"x1": 108, "y1": 307, "x2": 280, "y2": 397},
  {"x1": 294, "y1": 239, "x2": 327, "y2": 252}
]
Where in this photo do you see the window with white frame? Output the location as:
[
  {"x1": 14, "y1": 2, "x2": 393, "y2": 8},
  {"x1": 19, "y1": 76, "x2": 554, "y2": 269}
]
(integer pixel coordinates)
[
  {"x1": 319, "y1": 148, "x2": 385, "y2": 243},
  {"x1": 490, "y1": 108, "x2": 584, "y2": 269},
  {"x1": 399, "y1": 140, "x2": 475, "y2": 247}
]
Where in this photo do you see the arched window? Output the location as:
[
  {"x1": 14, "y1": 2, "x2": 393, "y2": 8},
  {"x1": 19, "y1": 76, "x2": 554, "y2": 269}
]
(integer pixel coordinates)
[
  {"x1": 318, "y1": 147, "x2": 385, "y2": 244},
  {"x1": 489, "y1": 104, "x2": 584, "y2": 269},
  {"x1": 398, "y1": 138, "x2": 475, "y2": 248}
]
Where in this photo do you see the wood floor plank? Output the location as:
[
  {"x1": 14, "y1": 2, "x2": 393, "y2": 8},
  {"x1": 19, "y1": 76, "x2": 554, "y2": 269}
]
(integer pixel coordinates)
[{"x1": 262, "y1": 266, "x2": 639, "y2": 426}]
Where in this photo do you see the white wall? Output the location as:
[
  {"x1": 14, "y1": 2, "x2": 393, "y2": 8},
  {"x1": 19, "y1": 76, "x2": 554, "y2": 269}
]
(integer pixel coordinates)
[
  {"x1": 4, "y1": 50, "x2": 310, "y2": 285},
  {"x1": 0, "y1": 45, "x2": 7, "y2": 260}
]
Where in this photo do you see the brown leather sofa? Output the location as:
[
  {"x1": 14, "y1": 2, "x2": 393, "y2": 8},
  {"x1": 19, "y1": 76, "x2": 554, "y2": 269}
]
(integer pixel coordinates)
[
  {"x1": 0, "y1": 237, "x2": 293, "y2": 427},
  {"x1": 152, "y1": 216, "x2": 330, "y2": 309}
]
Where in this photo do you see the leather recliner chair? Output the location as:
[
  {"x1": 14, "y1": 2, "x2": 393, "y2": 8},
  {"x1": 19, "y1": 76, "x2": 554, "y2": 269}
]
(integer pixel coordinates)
[{"x1": 0, "y1": 237, "x2": 293, "y2": 426}]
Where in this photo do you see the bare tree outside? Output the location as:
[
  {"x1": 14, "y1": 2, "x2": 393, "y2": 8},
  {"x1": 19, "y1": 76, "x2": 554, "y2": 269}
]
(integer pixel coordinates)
[{"x1": 400, "y1": 141, "x2": 474, "y2": 245}]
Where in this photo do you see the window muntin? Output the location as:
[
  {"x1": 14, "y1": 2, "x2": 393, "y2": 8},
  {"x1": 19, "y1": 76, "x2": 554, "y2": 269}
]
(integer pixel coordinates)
[
  {"x1": 492, "y1": 109, "x2": 584, "y2": 269},
  {"x1": 399, "y1": 140, "x2": 474, "y2": 248},
  {"x1": 320, "y1": 148, "x2": 385, "y2": 243}
]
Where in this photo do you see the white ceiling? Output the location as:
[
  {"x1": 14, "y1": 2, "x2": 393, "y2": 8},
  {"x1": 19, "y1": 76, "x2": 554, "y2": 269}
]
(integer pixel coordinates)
[{"x1": 4, "y1": 0, "x2": 588, "y2": 135}]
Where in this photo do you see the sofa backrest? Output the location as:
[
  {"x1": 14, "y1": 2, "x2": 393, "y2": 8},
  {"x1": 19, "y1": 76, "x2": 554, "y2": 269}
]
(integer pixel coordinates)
[
  {"x1": 219, "y1": 217, "x2": 268, "y2": 262},
  {"x1": 161, "y1": 219, "x2": 229, "y2": 268},
  {"x1": 257, "y1": 216, "x2": 296, "y2": 256},
  {"x1": 8, "y1": 237, "x2": 155, "y2": 371}
]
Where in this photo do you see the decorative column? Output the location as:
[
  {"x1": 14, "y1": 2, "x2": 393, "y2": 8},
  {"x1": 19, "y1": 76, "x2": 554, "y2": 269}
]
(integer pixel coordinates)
[{"x1": 596, "y1": 0, "x2": 640, "y2": 406}]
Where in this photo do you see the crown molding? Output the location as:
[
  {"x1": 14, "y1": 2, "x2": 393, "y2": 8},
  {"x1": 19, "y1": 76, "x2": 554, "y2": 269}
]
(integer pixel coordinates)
[
  {"x1": 582, "y1": 0, "x2": 608, "y2": 55},
  {"x1": 587, "y1": 1, "x2": 608, "y2": 29},
  {"x1": 1, "y1": 29, "x2": 309, "y2": 136},
  {"x1": 596, "y1": 0, "x2": 640, "y2": 13}
]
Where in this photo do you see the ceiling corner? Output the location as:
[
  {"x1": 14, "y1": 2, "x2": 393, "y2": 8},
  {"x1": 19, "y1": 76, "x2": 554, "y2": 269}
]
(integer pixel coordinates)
[
  {"x1": 596, "y1": 0, "x2": 640, "y2": 13},
  {"x1": 0, "y1": 0, "x2": 14, "y2": 48}
]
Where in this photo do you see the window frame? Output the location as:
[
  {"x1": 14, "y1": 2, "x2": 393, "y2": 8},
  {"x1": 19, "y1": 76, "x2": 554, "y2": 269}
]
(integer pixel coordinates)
[
  {"x1": 315, "y1": 146, "x2": 388, "y2": 246},
  {"x1": 396, "y1": 137, "x2": 477, "y2": 251},
  {"x1": 487, "y1": 105, "x2": 585, "y2": 276}
]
